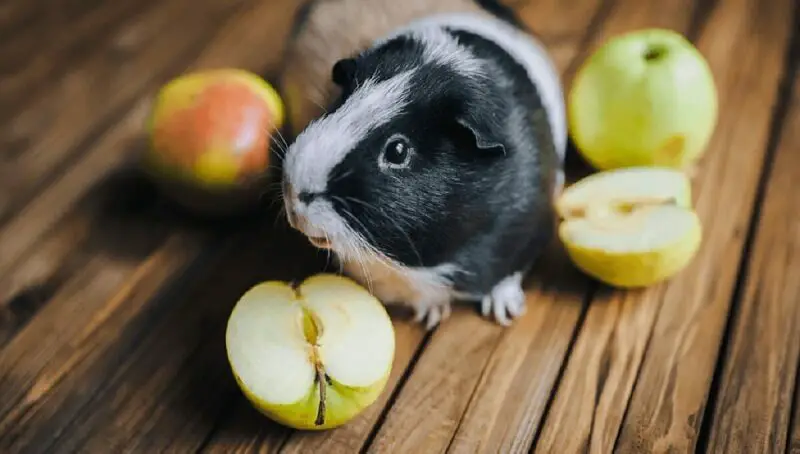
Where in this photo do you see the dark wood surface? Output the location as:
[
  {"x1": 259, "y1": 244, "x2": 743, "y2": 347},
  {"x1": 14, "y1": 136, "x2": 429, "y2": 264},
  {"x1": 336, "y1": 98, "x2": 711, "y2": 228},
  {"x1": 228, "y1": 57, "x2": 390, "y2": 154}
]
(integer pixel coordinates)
[{"x1": 1, "y1": 0, "x2": 798, "y2": 452}]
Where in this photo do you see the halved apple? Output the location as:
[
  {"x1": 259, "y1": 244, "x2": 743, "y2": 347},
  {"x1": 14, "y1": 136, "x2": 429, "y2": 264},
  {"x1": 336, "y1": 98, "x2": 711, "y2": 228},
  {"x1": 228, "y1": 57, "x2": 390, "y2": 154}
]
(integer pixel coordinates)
[
  {"x1": 556, "y1": 167, "x2": 702, "y2": 288},
  {"x1": 225, "y1": 274, "x2": 395, "y2": 430}
]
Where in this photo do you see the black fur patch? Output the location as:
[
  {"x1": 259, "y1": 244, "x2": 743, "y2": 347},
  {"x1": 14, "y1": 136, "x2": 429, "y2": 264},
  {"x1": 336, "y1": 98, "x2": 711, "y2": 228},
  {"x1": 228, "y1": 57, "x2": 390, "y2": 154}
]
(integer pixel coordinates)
[{"x1": 301, "y1": 3, "x2": 560, "y2": 298}]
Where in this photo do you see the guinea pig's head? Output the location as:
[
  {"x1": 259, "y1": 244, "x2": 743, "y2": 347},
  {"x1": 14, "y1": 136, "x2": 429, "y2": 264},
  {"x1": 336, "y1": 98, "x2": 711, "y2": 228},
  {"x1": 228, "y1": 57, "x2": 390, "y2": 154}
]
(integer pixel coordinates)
[{"x1": 282, "y1": 27, "x2": 510, "y2": 267}]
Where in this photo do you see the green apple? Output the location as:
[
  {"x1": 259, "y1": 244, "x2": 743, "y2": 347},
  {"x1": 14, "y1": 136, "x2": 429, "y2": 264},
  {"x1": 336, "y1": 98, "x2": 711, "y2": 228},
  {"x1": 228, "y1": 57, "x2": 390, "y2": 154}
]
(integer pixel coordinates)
[
  {"x1": 569, "y1": 28, "x2": 718, "y2": 170},
  {"x1": 556, "y1": 167, "x2": 702, "y2": 288},
  {"x1": 225, "y1": 274, "x2": 395, "y2": 430}
]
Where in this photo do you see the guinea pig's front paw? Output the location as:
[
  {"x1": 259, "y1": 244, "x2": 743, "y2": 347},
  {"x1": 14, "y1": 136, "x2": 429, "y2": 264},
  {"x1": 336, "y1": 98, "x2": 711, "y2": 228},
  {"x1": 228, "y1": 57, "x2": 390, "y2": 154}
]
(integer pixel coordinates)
[
  {"x1": 481, "y1": 272, "x2": 527, "y2": 326},
  {"x1": 412, "y1": 299, "x2": 452, "y2": 331}
]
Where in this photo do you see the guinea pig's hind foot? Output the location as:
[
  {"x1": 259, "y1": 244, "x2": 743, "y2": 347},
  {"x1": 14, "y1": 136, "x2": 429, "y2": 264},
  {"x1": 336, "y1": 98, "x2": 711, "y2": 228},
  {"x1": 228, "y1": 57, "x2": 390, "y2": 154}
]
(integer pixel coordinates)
[
  {"x1": 481, "y1": 272, "x2": 526, "y2": 326},
  {"x1": 412, "y1": 299, "x2": 452, "y2": 331}
]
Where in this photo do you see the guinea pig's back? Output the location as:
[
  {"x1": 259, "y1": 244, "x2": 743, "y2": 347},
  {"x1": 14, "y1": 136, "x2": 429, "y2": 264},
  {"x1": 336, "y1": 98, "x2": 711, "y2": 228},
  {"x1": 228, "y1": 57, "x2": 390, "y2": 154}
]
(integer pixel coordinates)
[{"x1": 277, "y1": 0, "x2": 489, "y2": 136}]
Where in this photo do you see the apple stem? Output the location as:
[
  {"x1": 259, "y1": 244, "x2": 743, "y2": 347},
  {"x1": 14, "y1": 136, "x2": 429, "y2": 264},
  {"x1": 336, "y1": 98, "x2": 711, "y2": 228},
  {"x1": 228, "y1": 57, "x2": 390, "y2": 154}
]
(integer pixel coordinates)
[{"x1": 314, "y1": 361, "x2": 326, "y2": 426}]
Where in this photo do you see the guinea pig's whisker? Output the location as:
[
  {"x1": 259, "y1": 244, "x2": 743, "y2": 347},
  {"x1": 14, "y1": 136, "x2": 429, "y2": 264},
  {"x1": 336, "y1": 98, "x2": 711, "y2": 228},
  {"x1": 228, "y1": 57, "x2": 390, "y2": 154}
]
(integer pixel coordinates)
[
  {"x1": 307, "y1": 96, "x2": 330, "y2": 116},
  {"x1": 344, "y1": 235, "x2": 374, "y2": 294},
  {"x1": 342, "y1": 196, "x2": 372, "y2": 210},
  {"x1": 271, "y1": 205, "x2": 288, "y2": 230},
  {"x1": 269, "y1": 136, "x2": 285, "y2": 151},
  {"x1": 323, "y1": 231, "x2": 333, "y2": 267},
  {"x1": 274, "y1": 128, "x2": 290, "y2": 149},
  {"x1": 337, "y1": 205, "x2": 380, "y2": 249},
  {"x1": 330, "y1": 169, "x2": 354, "y2": 184},
  {"x1": 347, "y1": 199, "x2": 421, "y2": 261},
  {"x1": 390, "y1": 218, "x2": 423, "y2": 267}
]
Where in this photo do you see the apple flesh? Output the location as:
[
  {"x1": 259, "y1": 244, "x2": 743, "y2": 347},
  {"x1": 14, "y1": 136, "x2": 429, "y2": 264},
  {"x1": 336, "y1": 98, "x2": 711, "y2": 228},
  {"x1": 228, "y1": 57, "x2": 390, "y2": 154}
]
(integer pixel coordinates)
[
  {"x1": 568, "y1": 28, "x2": 718, "y2": 170},
  {"x1": 556, "y1": 167, "x2": 702, "y2": 287},
  {"x1": 144, "y1": 68, "x2": 285, "y2": 215},
  {"x1": 225, "y1": 274, "x2": 396, "y2": 430}
]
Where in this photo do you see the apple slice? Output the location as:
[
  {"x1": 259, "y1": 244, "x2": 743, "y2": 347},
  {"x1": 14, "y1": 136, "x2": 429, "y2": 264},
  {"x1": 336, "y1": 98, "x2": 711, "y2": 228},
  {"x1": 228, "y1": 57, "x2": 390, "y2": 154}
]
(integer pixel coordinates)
[
  {"x1": 225, "y1": 274, "x2": 395, "y2": 430},
  {"x1": 556, "y1": 167, "x2": 702, "y2": 288}
]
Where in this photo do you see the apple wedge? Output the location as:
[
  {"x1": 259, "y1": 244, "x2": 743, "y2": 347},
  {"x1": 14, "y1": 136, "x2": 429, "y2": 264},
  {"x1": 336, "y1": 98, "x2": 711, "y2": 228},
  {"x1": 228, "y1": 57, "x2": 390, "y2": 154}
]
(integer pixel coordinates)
[
  {"x1": 556, "y1": 167, "x2": 702, "y2": 288},
  {"x1": 225, "y1": 274, "x2": 395, "y2": 430}
]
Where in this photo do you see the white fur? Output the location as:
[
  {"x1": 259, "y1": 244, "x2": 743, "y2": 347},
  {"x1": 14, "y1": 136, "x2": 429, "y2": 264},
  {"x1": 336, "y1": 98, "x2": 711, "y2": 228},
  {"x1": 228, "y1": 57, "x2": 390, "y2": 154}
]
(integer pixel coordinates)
[
  {"x1": 284, "y1": 70, "x2": 415, "y2": 194},
  {"x1": 342, "y1": 259, "x2": 461, "y2": 330},
  {"x1": 481, "y1": 272, "x2": 526, "y2": 326},
  {"x1": 378, "y1": 25, "x2": 485, "y2": 77}
]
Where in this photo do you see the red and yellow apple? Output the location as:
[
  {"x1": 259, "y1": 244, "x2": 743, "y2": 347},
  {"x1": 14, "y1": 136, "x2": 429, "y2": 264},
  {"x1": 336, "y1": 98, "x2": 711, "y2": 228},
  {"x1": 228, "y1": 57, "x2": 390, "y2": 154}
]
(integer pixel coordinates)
[{"x1": 143, "y1": 68, "x2": 285, "y2": 215}]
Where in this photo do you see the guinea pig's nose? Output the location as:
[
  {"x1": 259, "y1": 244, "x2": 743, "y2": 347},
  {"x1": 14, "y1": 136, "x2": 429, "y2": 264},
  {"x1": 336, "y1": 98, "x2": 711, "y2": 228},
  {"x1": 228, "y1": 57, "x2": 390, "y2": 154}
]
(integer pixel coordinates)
[{"x1": 298, "y1": 191, "x2": 318, "y2": 204}]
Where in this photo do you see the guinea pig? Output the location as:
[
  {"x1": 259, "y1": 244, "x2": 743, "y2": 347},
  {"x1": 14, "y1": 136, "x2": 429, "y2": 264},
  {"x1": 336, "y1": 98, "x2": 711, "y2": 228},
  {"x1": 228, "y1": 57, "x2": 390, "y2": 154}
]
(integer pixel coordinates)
[{"x1": 277, "y1": 0, "x2": 567, "y2": 329}]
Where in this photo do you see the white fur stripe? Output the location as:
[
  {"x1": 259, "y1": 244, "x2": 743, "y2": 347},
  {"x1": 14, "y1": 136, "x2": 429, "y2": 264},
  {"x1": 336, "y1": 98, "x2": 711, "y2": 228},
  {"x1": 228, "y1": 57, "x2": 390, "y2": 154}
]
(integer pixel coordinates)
[
  {"x1": 392, "y1": 13, "x2": 567, "y2": 163},
  {"x1": 285, "y1": 70, "x2": 415, "y2": 194},
  {"x1": 377, "y1": 24, "x2": 485, "y2": 78}
]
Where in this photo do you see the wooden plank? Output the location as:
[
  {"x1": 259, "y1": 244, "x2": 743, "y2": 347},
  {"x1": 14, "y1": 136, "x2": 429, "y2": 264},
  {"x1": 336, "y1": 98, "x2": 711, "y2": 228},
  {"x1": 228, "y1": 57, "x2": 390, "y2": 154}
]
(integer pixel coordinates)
[
  {"x1": 443, "y1": 258, "x2": 587, "y2": 453},
  {"x1": 0, "y1": 1, "x2": 304, "y2": 450},
  {"x1": 0, "y1": 104, "x2": 162, "y2": 345},
  {"x1": 0, "y1": 0, "x2": 299, "y2": 293},
  {"x1": 702, "y1": 65, "x2": 800, "y2": 453},
  {"x1": 360, "y1": 2, "x2": 609, "y2": 451},
  {"x1": 792, "y1": 384, "x2": 800, "y2": 454},
  {"x1": 531, "y1": 1, "x2": 703, "y2": 452},
  {"x1": 0, "y1": 0, "x2": 162, "y2": 119},
  {"x1": 450, "y1": 2, "x2": 703, "y2": 453},
  {"x1": 0, "y1": 0, "x2": 303, "y2": 341},
  {"x1": 0, "y1": 233, "x2": 209, "y2": 453},
  {"x1": 0, "y1": 0, "x2": 249, "y2": 224},
  {"x1": 0, "y1": 171, "x2": 174, "y2": 345},
  {"x1": 36, "y1": 229, "x2": 318, "y2": 453},
  {"x1": 609, "y1": 0, "x2": 796, "y2": 451}
]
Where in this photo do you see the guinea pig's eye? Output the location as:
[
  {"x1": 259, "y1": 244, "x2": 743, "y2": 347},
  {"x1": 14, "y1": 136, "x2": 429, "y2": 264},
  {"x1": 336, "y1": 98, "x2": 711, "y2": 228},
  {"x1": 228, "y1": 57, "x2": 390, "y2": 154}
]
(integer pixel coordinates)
[{"x1": 380, "y1": 134, "x2": 413, "y2": 169}]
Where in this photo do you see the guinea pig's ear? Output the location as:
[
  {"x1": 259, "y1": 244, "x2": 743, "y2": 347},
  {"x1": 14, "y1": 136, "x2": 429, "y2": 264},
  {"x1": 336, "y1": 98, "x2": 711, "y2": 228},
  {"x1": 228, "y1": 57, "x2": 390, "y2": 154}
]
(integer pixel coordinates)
[
  {"x1": 455, "y1": 115, "x2": 506, "y2": 155},
  {"x1": 331, "y1": 58, "x2": 358, "y2": 88}
]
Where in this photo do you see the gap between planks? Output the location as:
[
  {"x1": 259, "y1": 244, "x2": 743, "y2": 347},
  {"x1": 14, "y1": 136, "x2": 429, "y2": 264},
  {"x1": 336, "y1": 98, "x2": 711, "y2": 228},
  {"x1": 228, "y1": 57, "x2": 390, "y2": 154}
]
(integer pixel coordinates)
[
  {"x1": 698, "y1": 7, "x2": 800, "y2": 451},
  {"x1": 532, "y1": 0, "x2": 797, "y2": 452}
]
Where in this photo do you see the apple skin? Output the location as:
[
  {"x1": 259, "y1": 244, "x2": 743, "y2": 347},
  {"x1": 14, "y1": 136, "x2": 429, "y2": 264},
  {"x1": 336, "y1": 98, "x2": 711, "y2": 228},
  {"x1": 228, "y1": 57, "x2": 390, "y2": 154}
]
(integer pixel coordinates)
[
  {"x1": 560, "y1": 209, "x2": 702, "y2": 288},
  {"x1": 225, "y1": 275, "x2": 395, "y2": 431},
  {"x1": 568, "y1": 28, "x2": 718, "y2": 170},
  {"x1": 231, "y1": 367, "x2": 390, "y2": 431},
  {"x1": 143, "y1": 68, "x2": 285, "y2": 215}
]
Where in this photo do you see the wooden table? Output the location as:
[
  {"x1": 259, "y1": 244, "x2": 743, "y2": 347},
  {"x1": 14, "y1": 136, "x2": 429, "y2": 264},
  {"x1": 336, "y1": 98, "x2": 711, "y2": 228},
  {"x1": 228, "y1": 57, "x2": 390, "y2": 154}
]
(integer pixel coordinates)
[{"x1": 1, "y1": 0, "x2": 798, "y2": 452}]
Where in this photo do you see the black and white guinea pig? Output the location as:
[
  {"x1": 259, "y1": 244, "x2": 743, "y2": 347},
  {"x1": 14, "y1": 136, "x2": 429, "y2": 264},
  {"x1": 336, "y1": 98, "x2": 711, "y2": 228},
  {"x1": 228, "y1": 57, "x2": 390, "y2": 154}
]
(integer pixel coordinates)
[{"x1": 276, "y1": 0, "x2": 567, "y2": 329}]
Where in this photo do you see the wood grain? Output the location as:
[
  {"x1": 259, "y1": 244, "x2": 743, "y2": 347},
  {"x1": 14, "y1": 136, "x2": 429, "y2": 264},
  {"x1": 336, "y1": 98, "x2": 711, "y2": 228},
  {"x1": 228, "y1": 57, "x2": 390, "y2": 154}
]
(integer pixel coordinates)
[
  {"x1": 0, "y1": 171, "x2": 176, "y2": 345},
  {"x1": 44, "y1": 228, "x2": 319, "y2": 453},
  {"x1": 0, "y1": 0, "x2": 303, "y2": 450},
  {"x1": 365, "y1": 309, "x2": 505, "y2": 453},
  {"x1": 702, "y1": 66, "x2": 800, "y2": 454},
  {"x1": 0, "y1": 0, "x2": 160, "y2": 120},
  {"x1": 0, "y1": 0, "x2": 302, "y2": 340},
  {"x1": 0, "y1": 233, "x2": 208, "y2": 453},
  {"x1": 532, "y1": 0, "x2": 699, "y2": 452},
  {"x1": 445, "y1": 257, "x2": 587, "y2": 454},
  {"x1": 0, "y1": 0, "x2": 250, "y2": 224},
  {"x1": 612, "y1": 0, "x2": 796, "y2": 451}
]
